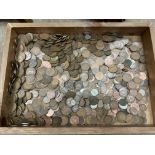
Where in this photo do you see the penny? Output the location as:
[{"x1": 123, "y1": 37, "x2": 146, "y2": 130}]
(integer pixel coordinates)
[
  {"x1": 61, "y1": 106, "x2": 72, "y2": 116},
  {"x1": 110, "y1": 100, "x2": 118, "y2": 110},
  {"x1": 104, "y1": 56, "x2": 114, "y2": 66},
  {"x1": 16, "y1": 52, "x2": 25, "y2": 63},
  {"x1": 128, "y1": 81, "x2": 136, "y2": 89},
  {"x1": 41, "y1": 61, "x2": 51, "y2": 68},
  {"x1": 95, "y1": 57, "x2": 104, "y2": 66},
  {"x1": 98, "y1": 100, "x2": 104, "y2": 108},
  {"x1": 61, "y1": 116, "x2": 69, "y2": 126},
  {"x1": 122, "y1": 73, "x2": 132, "y2": 82},
  {"x1": 116, "y1": 111, "x2": 127, "y2": 123},
  {"x1": 136, "y1": 92, "x2": 143, "y2": 100},
  {"x1": 127, "y1": 95, "x2": 135, "y2": 103},
  {"x1": 26, "y1": 91, "x2": 32, "y2": 100},
  {"x1": 129, "y1": 42, "x2": 142, "y2": 52},
  {"x1": 96, "y1": 40, "x2": 105, "y2": 50},
  {"x1": 102, "y1": 34, "x2": 116, "y2": 42},
  {"x1": 77, "y1": 108, "x2": 86, "y2": 117},
  {"x1": 70, "y1": 115, "x2": 79, "y2": 125},
  {"x1": 108, "y1": 65, "x2": 118, "y2": 73},
  {"x1": 102, "y1": 96, "x2": 111, "y2": 104},
  {"x1": 51, "y1": 78, "x2": 59, "y2": 89},
  {"x1": 23, "y1": 82, "x2": 34, "y2": 90},
  {"x1": 47, "y1": 90, "x2": 55, "y2": 99},
  {"x1": 52, "y1": 116, "x2": 62, "y2": 127},
  {"x1": 95, "y1": 72, "x2": 104, "y2": 80},
  {"x1": 104, "y1": 115, "x2": 114, "y2": 125},
  {"x1": 131, "y1": 52, "x2": 140, "y2": 61},
  {"x1": 130, "y1": 107, "x2": 138, "y2": 115},
  {"x1": 39, "y1": 33, "x2": 50, "y2": 40},
  {"x1": 129, "y1": 89, "x2": 138, "y2": 97},
  {"x1": 139, "y1": 72, "x2": 147, "y2": 80}
]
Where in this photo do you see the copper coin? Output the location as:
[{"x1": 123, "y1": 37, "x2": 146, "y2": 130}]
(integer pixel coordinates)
[
  {"x1": 95, "y1": 72, "x2": 104, "y2": 80},
  {"x1": 61, "y1": 116, "x2": 69, "y2": 126},
  {"x1": 70, "y1": 115, "x2": 79, "y2": 125}
]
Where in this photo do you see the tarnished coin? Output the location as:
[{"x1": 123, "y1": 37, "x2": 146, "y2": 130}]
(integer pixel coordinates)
[
  {"x1": 61, "y1": 106, "x2": 72, "y2": 116},
  {"x1": 128, "y1": 81, "x2": 136, "y2": 89},
  {"x1": 104, "y1": 56, "x2": 114, "y2": 66},
  {"x1": 16, "y1": 52, "x2": 25, "y2": 63},
  {"x1": 39, "y1": 33, "x2": 50, "y2": 40},
  {"x1": 95, "y1": 57, "x2": 104, "y2": 66},
  {"x1": 129, "y1": 42, "x2": 142, "y2": 52},
  {"x1": 47, "y1": 90, "x2": 55, "y2": 99},
  {"x1": 103, "y1": 96, "x2": 111, "y2": 104},
  {"x1": 52, "y1": 116, "x2": 62, "y2": 127},
  {"x1": 26, "y1": 91, "x2": 32, "y2": 100},
  {"x1": 70, "y1": 115, "x2": 79, "y2": 125},
  {"x1": 61, "y1": 116, "x2": 69, "y2": 126},
  {"x1": 23, "y1": 82, "x2": 34, "y2": 90},
  {"x1": 104, "y1": 115, "x2": 114, "y2": 125},
  {"x1": 77, "y1": 107, "x2": 86, "y2": 116},
  {"x1": 110, "y1": 100, "x2": 118, "y2": 110},
  {"x1": 116, "y1": 111, "x2": 127, "y2": 123},
  {"x1": 81, "y1": 49, "x2": 90, "y2": 58},
  {"x1": 102, "y1": 34, "x2": 116, "y2": 42},
  {"x1": 41, "y1": 61, "x2": 51, "y2": 68},
  {"x1": 96, "y1": 40, "x2": 105, "y2": 50},
  {"x1": 46, "y1": 68, "x2": 55, "y2": 76},
  {"x1": 51, "y1": 78, "x2": 59, "y2": 89},
  {"x1": 108, "y1": 65, "x2": 118, "y2": 73},
  {"x1": 131, "y1": 52, "x2": 140, "y2": 60},
  {"x1": 122, "y1": 73, "x2": 132, "y2": 82}
]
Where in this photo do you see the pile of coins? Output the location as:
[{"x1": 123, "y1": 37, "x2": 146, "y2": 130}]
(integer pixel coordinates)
[{"x1": 8, "y1": 32, "x2": 150, "y2": 127}]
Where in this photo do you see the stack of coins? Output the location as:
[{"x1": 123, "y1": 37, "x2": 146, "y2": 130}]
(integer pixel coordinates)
[{"x1": 8, "y1": 32, "x2": 150, "y2": 127}]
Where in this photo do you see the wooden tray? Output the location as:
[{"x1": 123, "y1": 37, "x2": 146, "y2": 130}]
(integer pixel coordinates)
[{"x1": 0, "y1": 22, "x2": 155, "y2": 134}]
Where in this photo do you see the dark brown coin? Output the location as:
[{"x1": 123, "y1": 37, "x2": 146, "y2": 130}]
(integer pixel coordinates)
[
  {"x1": 104, "y1": 115, "x2": 114, "y2": 125},
  {"x1": 52, "y1": 116, "x2": 62, "y2": 127}
]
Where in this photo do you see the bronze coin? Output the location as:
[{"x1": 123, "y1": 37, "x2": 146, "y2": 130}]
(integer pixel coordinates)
[{"x1": 70, "y1": 115, "x2": 79, "y2": 126}]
